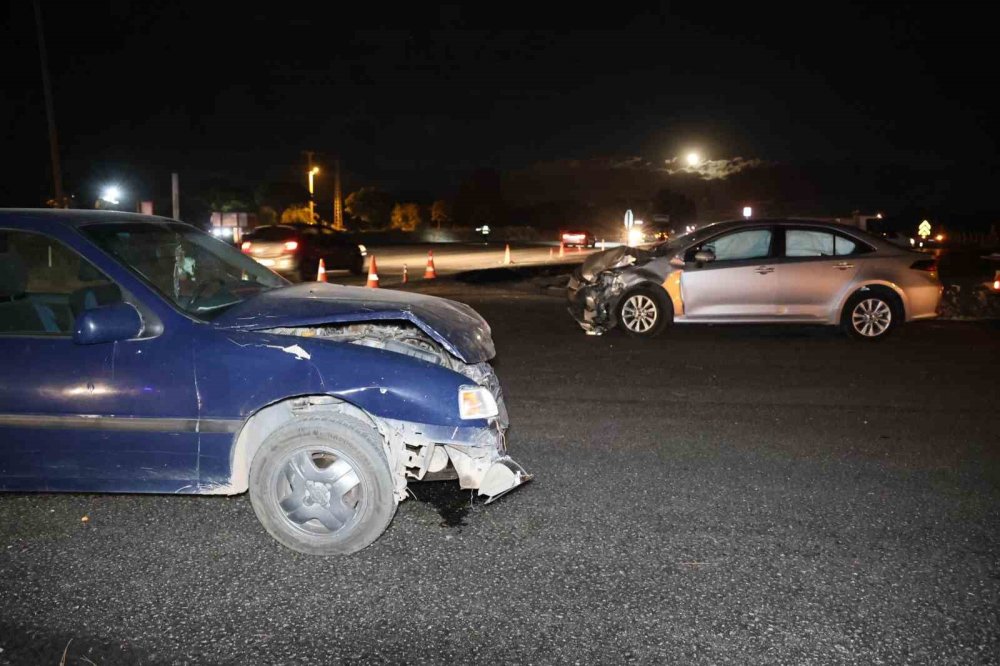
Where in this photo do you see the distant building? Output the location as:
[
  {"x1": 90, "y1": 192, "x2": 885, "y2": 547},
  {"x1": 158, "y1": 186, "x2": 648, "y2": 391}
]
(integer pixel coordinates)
[{"x1": 210, "y1": 211, "x2": 257, "y2": 243}]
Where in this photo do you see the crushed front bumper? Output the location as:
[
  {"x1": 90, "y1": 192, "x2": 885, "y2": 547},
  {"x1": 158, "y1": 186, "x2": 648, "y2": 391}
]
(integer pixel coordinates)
[
  {"x1": 376, "y1": 418, "x2": 532, "y2": 504},
  {"x1": 567, "y1": 271, "x2": 625, "y2": 335}
]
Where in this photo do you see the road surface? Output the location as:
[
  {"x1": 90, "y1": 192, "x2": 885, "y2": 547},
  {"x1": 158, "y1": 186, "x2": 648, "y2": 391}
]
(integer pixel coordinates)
[
  {"x1": 320, "y1": 241, "x2": 599, "y2": 285},
  {"x1": 1, "y1": 279, "x2": 998, "y2": 664}
]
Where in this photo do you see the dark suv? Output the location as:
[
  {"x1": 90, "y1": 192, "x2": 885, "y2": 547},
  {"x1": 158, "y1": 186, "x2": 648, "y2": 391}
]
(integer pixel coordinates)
[{"x1": 241, "y1": 224, "x2": 366, "y2": 281}]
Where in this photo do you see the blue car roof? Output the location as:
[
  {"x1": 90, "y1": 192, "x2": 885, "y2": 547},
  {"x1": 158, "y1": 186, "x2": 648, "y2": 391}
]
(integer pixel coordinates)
[{"x1": 0, "y1": 208, "x2": 195, "y2": 229}]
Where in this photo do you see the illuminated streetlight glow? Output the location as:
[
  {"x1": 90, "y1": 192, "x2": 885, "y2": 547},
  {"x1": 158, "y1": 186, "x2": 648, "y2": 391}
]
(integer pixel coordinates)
[
  {"x1": 685, "y1": 152, "x2": 701, "y2": 167},
  {"x1": 100, "y1": 186, "x2": 121, "y2": 205},
  {"x1": 743, "y1": 206, "x2": 752, "y2": 219},
  {"x1": 308, "y1": 167, "x2": 320, "y2": 222}
]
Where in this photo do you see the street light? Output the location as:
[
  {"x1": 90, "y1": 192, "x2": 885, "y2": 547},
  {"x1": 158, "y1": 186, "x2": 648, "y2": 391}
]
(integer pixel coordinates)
[
  {"x1": 308, "y1": 166, "x2": 320, "y2": 222},
  {"x1": 101, "y1": 186, "x2": 121, "y2": 204},
  {"x1": 743, "y1": 206, "x2": 752, "y2": 219},
  {"x1": 96, "y1": 185, "x2": 121, "y2": 208}
]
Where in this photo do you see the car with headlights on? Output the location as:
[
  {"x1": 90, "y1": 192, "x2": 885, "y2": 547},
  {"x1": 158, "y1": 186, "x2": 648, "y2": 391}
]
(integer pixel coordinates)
[
  {"x1": 567, "y1": 219, "x2": 942, "y2": 341},
  {"x1": 241, "y1": 223, "x2": 367, "y2": 281},
  {"x1": 561, "y1": 230, "x2": 596, "y2": 248},
  {"x1": 0, "y1": 209, "x2": 530, "y2": 555}
]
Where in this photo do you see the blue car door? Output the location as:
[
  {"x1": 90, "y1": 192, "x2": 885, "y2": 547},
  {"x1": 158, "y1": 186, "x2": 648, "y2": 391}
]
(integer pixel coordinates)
[{"x1": 0, "y1": 229, "x2": 201, "y2": 492}]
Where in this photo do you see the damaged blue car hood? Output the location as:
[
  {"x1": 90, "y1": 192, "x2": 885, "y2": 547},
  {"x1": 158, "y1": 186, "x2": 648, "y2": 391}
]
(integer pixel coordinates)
[{"x1": 210, "y1": 283, "x2": 495, "y2": 363}]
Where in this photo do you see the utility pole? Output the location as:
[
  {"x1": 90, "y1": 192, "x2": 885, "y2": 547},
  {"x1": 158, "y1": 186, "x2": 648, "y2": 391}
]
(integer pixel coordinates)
[
  {"x1": 33, "y1": 0, "x2": 64, "y2": 207},
  {"x1": 171, "y1": 173, "x2": 180, "y2": 219},
  {"x1": 333, "y1": 157, "x2": 344, "y2": 231},
  {"x1": 304, "y1": 150, "x2": 316, "y2": 223}
]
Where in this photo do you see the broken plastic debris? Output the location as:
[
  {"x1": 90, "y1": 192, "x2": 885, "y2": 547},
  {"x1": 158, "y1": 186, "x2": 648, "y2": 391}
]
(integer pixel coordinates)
[
  {"x1": 478, "y1": 457, "x2": 532, "y2": 503},
  {"x1": 280, "y1": 344, "x2": 311, "y2": 360}
]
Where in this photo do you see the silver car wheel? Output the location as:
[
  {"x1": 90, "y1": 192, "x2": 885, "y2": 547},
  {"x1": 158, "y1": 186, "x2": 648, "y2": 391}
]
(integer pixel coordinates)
[
  {"x1": 621, "y1": 294, "x2": 659, "y2": 333},
  {"x1": 272, "y1": 447, "x2": 365, "y2": 537},
  {"x1": 851, "y1": 298, "x2": 892, "y2": 337}
]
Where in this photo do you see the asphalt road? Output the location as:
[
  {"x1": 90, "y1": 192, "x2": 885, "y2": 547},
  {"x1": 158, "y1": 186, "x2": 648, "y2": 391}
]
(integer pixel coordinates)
[
  {"x1": 319, "y1": 241, "x2": 600, "y2": 286},
  {"x1": 2, "y1": 281, "x2": 999, "y2": 664}
]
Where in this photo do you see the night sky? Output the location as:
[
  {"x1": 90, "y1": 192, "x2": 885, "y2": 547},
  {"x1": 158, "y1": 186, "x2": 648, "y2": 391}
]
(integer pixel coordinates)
[{"x1": 2, "y1": 2, "x2": 996, "y2": 219}]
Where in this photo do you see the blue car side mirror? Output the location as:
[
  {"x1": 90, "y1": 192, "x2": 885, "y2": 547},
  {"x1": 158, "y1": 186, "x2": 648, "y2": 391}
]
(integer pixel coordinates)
[{"x1": 73, "y1": 303, "x2": 143, "y2": 345}]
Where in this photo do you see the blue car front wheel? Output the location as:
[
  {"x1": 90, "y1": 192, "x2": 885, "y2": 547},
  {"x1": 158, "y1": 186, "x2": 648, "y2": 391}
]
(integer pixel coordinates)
[{"x1": 249, "y1": 413, "x2": 396, "y2": 555}]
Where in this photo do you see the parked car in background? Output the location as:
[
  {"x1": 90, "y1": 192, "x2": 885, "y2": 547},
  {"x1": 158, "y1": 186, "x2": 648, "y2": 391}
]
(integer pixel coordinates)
[
  {"x1": 241, "y1": 223, "x2": 366, "y2": 281},
  {"x1": 561, "y1": 230, "x2": 596, "y2": 248},
  {"x1": 0, "y1": 210, "x2": 530, "y2": 555},
  {"x1": 568, "y1": 219, "x2": 943, "y2": 341}
]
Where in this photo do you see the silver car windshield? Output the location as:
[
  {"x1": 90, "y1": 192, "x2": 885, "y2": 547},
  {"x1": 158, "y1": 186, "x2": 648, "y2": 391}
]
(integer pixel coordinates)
[{"x1": 81, "y1": 222, "x2": 288, "y2": 320}]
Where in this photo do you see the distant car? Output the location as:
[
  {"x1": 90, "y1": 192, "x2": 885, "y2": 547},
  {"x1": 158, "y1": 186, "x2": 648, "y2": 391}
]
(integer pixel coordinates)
[
  {"x1": 985, "y1": 253, "x2": 1000, "y2": 292},
  {"x1": 241, "y1": 223, "x2": 366, "y2": 280},
  {"x1": 0, "y1": 210, "x2": 530, "y2": 555},
  {"x1": 561, "y1": 230, "x2": 596, "y2": 248},
  {"x1": 568, "y1": 218, "x2": 943, "y2": 341}
]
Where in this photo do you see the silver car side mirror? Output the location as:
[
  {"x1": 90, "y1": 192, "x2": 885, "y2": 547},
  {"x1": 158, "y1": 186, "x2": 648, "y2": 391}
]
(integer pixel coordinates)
[{"x1": 694, "y1": 250, "x2": 716, "y2": 263}]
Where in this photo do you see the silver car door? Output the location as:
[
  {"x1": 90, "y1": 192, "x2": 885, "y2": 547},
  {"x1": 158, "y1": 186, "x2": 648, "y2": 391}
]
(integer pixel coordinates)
[
  {"x1": 680, "y1": 227, "x2": 779, "y2": 319},
  {"x1": 772, "y1": 227, "x2": 865, "y2": 320}
]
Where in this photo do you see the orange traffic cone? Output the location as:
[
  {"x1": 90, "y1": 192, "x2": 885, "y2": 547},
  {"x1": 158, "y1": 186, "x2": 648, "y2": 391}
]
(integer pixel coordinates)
[
  {"x1": 558, "y1": 242, "x2": 565, "y2": 258},
  {"x1": 548, "y1": 247, "x2": 554, "y2": 259},
  {"x1": 366, "y1": 255, "x2": 379, "y2": 288},
  {"x1": 316, "y1": 258, "x2": 328, "y2": 282},
  {"x1": 577, "y1": 244, "x2": 583, "y2": 253},
  {"x1": 424, "y1": 251, "x2": 437, "y2": 279},
  {"x1": 502, "y1": 244, "x2": 514, "y2": 265},
  {"x1": 402, "y1": 264, "x2": 408, "y2": 284}
]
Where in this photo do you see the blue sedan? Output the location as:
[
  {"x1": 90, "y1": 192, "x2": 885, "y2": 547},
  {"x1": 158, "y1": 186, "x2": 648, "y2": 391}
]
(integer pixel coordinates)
[{"x1": 0, "y1": 210, "x2": 531, "y2": 555}]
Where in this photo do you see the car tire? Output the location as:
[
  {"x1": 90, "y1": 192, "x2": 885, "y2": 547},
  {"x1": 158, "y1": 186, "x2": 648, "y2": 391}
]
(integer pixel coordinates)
[
  {"x1": 249, "y1": 414, "x2": 396, "y2": 555},
  {"x1": 616, "y1": 286, "x2": 672, "y2": 337},
  {"x1": 841, "y1": 288, "x2": 902, "y2": 341},
  {"x1": 350, "y1": 255, "x2": 365, "y2": 276}
]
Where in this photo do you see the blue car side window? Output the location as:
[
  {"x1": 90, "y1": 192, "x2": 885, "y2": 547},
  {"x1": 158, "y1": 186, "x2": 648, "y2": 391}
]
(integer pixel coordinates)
[{"x1": 0, "y1": 230, "x2": 122, "y2": 335}]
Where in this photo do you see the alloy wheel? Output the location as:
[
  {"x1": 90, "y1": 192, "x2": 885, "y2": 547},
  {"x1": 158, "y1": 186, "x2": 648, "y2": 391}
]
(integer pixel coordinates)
[
  {"x1": 271, "y1": 447, "x2": 365, "y2": 536},
  {"x1": 851, "y1": 298, "x2": 892, "y2": 337},
  {"x1": 621, "y1": 294, "x2": 659, "y2": 333}
]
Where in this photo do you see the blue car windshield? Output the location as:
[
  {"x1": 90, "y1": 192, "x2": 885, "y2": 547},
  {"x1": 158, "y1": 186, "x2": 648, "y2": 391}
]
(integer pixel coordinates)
[{"x1": 81, "y1": 222, "x2": 288, "y2": 320}]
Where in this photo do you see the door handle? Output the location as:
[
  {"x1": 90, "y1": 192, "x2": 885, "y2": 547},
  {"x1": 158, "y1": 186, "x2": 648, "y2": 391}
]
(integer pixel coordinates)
[
  {"x1": 755, "y1": 266, "x2": 774, "y2": 274},
  {"x1": 834, "y1": 262, "x2": 854, "y2": 270}
]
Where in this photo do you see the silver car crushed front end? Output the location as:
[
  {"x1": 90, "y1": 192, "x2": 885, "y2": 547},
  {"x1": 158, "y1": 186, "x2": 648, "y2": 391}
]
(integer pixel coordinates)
[{"x1": 567, "y1": 246, "x2": 654, "y2": 335}]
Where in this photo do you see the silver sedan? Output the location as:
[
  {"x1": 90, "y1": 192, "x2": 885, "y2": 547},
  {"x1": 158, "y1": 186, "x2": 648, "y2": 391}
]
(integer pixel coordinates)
[{"x1": 567, "y1": 219, "x2": 942, "y2": 340}]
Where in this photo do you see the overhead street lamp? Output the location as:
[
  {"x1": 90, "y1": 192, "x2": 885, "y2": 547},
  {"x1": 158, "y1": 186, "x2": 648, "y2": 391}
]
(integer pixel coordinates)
[
  {"x1": 308, "y1": 166, "x2": 320, "y2": 222},
  {"x1": 96, "y1": 185, "x2": 121, "y2": 208}
]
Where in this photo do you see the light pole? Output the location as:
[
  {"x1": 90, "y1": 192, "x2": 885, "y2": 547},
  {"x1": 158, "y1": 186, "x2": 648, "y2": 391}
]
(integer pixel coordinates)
[{"x1": 308, "y1": 166, "x2": 319, "y2": 223}]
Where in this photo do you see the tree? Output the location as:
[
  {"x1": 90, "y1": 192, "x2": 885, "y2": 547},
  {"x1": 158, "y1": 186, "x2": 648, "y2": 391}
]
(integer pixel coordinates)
[
  {"x1": 199, "y1": 179, "x2": 253, "y2": 213},
  {"x1": 430, "y1": 199, "x2": 451, "y2": 229},
  {"x1": 390, "y1": 203, "x2": 423, "y2": 232},
  {"x1": 258, "y1": 205, "x2": 278, "y2": 226},
  {"x1": 255, "y1": 181, "x2": 308, "y2": 213},
  {"x1": 344, "y1": 187, "x2": 393, "y2": 230},
  {"x1": 280, "y1": 204, "x2": 314, "y2": 225}
]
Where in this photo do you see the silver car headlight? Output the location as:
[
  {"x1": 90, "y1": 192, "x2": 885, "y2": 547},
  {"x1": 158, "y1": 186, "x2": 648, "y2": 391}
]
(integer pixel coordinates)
[{"x1": 458, "y1": 385, "x2": 499, "y2": 420}]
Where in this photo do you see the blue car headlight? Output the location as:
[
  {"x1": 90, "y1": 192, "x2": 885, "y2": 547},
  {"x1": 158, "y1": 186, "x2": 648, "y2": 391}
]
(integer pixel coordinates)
[{"x1": 458, "y1": 385, "x2": 498, "y2": 420}]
